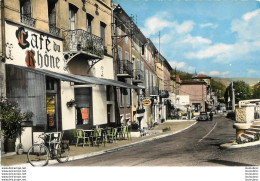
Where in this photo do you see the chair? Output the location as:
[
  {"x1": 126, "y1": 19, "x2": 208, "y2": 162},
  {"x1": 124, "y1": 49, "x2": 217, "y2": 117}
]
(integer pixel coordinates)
[
  {"x1": 92, "y1": 128, "x2": 105, "y2": 147},
  {"x1": 107, "y1": 128, "x2": 117, "y2": 143},
  {"x1": 126, "y1": 126, "x2": 132, "y2": 141},
  {"x1": 73, "y1": 129, "x2": 90, "y2": 147},
  {"x1": 118, "y1": 126, "x2": 127, "y2": 140}
]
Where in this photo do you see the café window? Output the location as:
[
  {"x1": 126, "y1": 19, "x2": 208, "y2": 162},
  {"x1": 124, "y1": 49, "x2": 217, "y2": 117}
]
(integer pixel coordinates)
[
  {"x1": 46, "y1": 77, "x2": 59, "y2": 131},
  {"x1": 69, "y1": 4, "x2": 78, "y2": 30},
  {"x1": 75, "y1": 88, "x2": 92, "y2": 125},
  {"x1": 86, "y1": 13, "x2": 93, "y2": 33}
]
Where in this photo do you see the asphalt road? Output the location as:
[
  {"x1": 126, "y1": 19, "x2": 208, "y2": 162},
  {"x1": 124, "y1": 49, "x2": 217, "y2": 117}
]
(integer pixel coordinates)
[{"x1": 54, "y1": 114, "x2": 260, "y2": 166}]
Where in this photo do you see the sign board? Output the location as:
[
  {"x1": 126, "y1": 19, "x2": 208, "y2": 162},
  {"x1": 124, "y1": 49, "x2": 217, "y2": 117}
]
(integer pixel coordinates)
[
  {"x1": 5, "y1": 22, "x2": 66, "y2": 73},
  {"x1": 141, "y1": 98, "x2": 151, "y2": 106}
]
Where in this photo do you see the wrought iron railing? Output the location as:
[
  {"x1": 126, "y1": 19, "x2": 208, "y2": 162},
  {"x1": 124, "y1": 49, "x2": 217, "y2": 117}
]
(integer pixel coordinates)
[
  {"x1": 133, "y1": 69, "x2": 144, "y2": 82},
  {"x1": 49, "y1": 24, "x2": 60, "y2": 37},
  {"x1": 20, "y1": 14, "x2": 36, "y2": 27},
  {"x1": 150, "y1": 86, "x2": 159, "y2": 95},
  {"x1": 117, "y1": 60, "x2": 133, "y2": 77},
  {"x1": 63, "y1": 29, "x2": 104, "y2": 57}
]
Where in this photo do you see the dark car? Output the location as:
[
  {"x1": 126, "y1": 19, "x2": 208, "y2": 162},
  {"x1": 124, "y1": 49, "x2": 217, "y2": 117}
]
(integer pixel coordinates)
[{"x1": 197, "y1": 112, "x2": 209, "y2": 121}]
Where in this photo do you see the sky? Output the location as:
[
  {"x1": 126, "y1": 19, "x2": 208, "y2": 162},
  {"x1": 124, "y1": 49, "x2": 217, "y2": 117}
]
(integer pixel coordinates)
[{"x1": 114, "y1": 0, "x2": 260, "y2": 78}]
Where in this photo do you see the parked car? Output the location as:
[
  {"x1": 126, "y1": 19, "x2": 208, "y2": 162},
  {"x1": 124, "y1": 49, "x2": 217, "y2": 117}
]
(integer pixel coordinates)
[{"x1": 197, "y1": 112, "x2": 209, "y2": 121}]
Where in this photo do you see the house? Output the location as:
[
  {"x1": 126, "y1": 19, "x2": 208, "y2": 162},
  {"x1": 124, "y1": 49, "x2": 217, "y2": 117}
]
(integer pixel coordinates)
[{"x1": 1, "y1": 0, "x2": 136, "y2": 151}]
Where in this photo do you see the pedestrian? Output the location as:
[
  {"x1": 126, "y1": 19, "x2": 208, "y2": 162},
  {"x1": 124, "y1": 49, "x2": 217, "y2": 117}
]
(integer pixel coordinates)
[{"x1": 209, "y1": 111, "x2": 213, "y2": 121}]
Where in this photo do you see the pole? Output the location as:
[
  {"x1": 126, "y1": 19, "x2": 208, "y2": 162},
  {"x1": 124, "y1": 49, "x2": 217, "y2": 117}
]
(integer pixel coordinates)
[{"x1": 232, "y1": 82, "x2": 235, "y2": 111}]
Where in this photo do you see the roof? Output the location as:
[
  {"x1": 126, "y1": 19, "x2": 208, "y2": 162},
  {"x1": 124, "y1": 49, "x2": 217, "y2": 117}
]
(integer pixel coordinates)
[
  {"x1": 192, "y1": 74, "x2": 211, "y2": 79},
  {"x1": 180, "y1": 80, "x2": 207, "y2": 85}
]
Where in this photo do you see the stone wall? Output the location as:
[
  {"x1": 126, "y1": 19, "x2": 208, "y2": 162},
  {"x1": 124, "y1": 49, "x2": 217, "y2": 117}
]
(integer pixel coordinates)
[{"x1": 235, "y1": 107, "x2": 246, "y2": 123}]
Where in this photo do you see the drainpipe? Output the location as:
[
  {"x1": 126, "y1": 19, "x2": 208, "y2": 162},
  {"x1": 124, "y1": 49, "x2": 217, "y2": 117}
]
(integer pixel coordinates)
[
  {"x1": 1, "y1": 0, "x2": 6, "y2": 98},
  {"x1": 1, "y1": 0, "x2": 5, "y2": 62}
]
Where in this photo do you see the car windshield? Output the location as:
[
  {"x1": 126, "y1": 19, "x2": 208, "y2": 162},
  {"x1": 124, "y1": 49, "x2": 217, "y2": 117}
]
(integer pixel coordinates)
[{"x1": 200, "y1": 112, "x2": 207, "y2": 115}]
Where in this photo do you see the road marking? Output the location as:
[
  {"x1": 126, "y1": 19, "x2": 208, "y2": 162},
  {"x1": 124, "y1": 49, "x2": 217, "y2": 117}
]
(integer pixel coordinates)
[{"x1": 198, "y1": 122, "x2": 218, "y2": 143}]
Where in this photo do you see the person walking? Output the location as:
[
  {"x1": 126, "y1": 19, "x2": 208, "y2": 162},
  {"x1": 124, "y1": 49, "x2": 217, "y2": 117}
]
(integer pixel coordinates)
[{"x1": 209, "y1": 111, "x2": 213, "y2": 121}]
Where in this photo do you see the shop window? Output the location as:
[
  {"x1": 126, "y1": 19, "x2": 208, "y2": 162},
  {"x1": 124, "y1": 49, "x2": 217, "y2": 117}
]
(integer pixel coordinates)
[
  {"x1": 75, "y1": 88, "x2": 92, "y2": 125},
  {"x1": 46, "y1": 78, "x2": 56, "y2": 91},
  {"x1": 45, "y1": 77, "x2": 59, "y2": 132},
  {"x1": 69, "y1": 4, "x2": 78, "y2": 30},
  {"x1": 86, "y1": 13, "x2": 93, "y2": 33},
  {"x1": 100, "y1": 22, "x2": 106, "y2": 45}
]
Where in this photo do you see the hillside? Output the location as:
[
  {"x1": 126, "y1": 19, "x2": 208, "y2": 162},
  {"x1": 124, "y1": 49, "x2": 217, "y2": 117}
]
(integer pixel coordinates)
[{"x1": 213, "y1": 77, "x2": 260, "y2": 86}]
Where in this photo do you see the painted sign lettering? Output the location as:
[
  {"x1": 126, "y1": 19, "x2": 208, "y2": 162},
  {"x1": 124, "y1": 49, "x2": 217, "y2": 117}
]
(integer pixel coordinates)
[
  {"x1": 25, "y1": 50, "x2": 36, "y2": 69},
  {"x1": 16, "y1": 27, "x2": 30, "y2": 49},
  {"x1": 14, "y1": 26, "x2": 62, "y2": 70}
]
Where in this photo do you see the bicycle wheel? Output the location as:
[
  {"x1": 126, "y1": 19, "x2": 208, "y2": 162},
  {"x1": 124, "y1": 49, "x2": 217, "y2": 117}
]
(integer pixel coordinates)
[
  {"x1": 27, "y1": 144, "x2": 49, "y2": 166},
  {"x1": 55, "y1": 143, "x2": 70, "y2": 163}
]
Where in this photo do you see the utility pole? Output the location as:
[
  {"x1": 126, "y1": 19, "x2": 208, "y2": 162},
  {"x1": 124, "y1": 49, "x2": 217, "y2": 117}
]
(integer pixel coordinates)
[{"x1": 232, "y1": 81, "x2": 235, "y2": 111}]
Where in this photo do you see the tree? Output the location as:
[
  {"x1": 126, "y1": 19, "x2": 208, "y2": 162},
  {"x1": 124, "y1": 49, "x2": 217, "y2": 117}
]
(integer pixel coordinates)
[
  {"x1": 210, "y1": 79, "x2": 226, "y2": 98},
  {"x1": 251, "y1": 81, "x2": 260, "y2": 99},
  {"x1": 224, "y1": 81, "x2": 251, "y2": 104}
]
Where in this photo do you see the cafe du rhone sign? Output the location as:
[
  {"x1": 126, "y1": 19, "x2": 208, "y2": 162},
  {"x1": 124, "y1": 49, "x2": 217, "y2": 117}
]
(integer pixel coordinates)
[
  {"x1": 141, "y1": 98, "x2": 151, "y2": 106},
  {"x1": 5, "y1": 22, "x2": 65, "y2": 73}
]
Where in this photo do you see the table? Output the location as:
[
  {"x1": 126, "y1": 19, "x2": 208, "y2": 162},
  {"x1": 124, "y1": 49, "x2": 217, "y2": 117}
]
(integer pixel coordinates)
[{"x1": 83, "y1": 130, "x2": 94, "y2": 146}]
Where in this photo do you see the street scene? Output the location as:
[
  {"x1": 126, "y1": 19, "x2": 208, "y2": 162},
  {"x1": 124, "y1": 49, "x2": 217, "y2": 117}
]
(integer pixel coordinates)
[{"x1": 0, "y1": 1, "x2": 260, "y2": 177}]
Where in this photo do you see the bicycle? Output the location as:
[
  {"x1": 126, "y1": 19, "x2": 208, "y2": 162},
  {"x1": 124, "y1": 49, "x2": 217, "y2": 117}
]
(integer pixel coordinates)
[{"x1": 27, "y1": 132, "x2": 70, "y2": 166}]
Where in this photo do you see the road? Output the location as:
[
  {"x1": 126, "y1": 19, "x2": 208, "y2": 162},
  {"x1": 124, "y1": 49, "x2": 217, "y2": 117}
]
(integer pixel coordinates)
[{"x1": 54, "y1": 114, "x2": 260, "y2": 166}]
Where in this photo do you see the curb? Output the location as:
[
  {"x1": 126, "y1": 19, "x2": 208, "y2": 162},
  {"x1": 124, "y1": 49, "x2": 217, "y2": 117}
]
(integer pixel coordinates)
[
  {"x1": 220, "y1": 140, "x2": 260, "y2": 149},
  {"x1": 12, "y1": 121, "x2": 198, "y2": 167}
]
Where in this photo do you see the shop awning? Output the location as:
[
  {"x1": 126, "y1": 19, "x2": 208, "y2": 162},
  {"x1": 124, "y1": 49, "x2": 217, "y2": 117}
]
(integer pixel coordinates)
[
  {"x1": 7, "y1": 64, "x2": 141, "y2": 89},
  {"x1": 64, "y1": 74, "x2": 141, "y2": 89}
]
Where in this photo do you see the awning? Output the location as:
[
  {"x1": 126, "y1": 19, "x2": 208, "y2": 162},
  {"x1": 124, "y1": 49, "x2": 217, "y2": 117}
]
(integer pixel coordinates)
[
  {"x1": 7, "y1": 64, "x2": 142, "y2": 89},
  {"x1": 65, "y1": 74, "x2": 141, "y2": 89},
  {"x1": 6, "y1": 64, "x2": 85, "y2": 83}
]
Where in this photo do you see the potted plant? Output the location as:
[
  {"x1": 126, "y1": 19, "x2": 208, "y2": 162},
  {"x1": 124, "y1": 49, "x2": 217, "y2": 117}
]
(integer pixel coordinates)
[
  {"x1": 0, "y1": 98, "x2": 33, "y2": 152},
  {"x1": 66, "y1": 99, "x2": 76, "y2": 108},
  {"x1": 17, "y1": 143, "x2": 24, "y2": 155}
]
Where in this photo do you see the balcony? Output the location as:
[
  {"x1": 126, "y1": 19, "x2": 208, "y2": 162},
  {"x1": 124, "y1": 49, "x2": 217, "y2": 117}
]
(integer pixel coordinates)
[
  {"x1": 20, "y1": 14, "x2": 36, "y2": 27},
  {"x1": 63, "y1": 29, "x2": 104, "y2": 59},
  {"x1": 49, "y1": 24, "x2": 60, "y2": 37},
  {"x1": 117, "y1": 60, "x2": 133, "y2": 78},
  {"x1": 133, "y1": 69, "x2": 144, "y2": 83},
  {"x1": 150, "y1": 86, "x2": 159, "y2": 96}
]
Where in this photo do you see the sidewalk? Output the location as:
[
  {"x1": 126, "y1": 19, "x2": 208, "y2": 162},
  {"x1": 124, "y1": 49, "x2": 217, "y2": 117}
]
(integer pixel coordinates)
[{"x1": 1, "y1": 120, "x2": 196, "y2": 167}]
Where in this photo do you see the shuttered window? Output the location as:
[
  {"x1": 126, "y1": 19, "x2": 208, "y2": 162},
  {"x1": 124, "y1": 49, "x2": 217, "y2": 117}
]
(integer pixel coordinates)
[
  {"x1": 20, "y1": 0, "x2": 31, "y2": 16},
  {"x1": 86, "y1": 13, "x2": 93, "y2": 33},
  {"x1": 126, "y1": 89, "x2": 131, "y2": 107},
  {"x1": 100, "y1": 22, "x2": 106, "y2": 45},
  {"x1": 69, "y1": 4, "x2": 78, "y2": 30}
]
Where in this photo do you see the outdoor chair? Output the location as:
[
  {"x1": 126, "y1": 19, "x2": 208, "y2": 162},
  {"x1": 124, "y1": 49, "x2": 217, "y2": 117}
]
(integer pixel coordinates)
[
  {"x1": 73, "y1": 129, "x2": 90, "y2": 147},
  {"x1": 118, "y1": 126, "x2": 129, "y2": 140},
  {"x1": 92, "y1": 128, "x2": 105, "y2": 147},
  {"x1": 107, "y1": 128, "x2": 117, "y2": 143}
]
